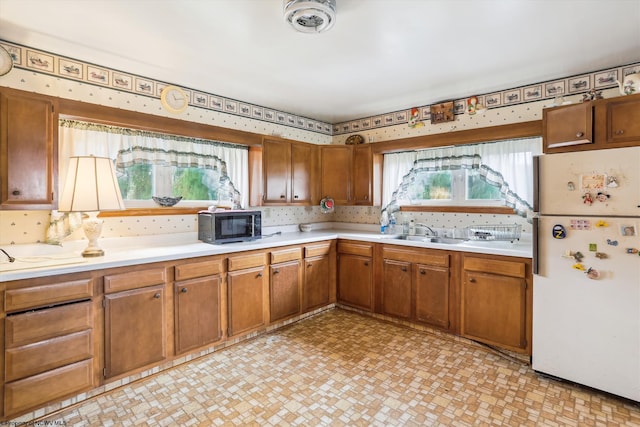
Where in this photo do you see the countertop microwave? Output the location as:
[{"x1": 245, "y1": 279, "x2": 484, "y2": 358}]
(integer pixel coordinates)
[{"x1": 198, "y1": 210, "x2": 261, "y2": 244}]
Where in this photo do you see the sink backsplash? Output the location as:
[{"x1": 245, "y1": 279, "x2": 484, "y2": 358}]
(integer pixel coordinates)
[{"x1": 1, "y1": 207, "x2": 530, "y2": 246}]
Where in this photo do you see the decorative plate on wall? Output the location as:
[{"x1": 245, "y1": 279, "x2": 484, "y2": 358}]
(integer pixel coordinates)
[
  {"x1": 320, "y1": 196, "x2": 335, "y2": 213},
  {"x1": 0, "y1": 45, "x2": 14, "y2": 76}
]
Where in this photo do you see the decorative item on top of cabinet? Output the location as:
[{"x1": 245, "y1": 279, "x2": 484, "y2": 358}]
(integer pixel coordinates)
[
  {"x1": 226, "y1": 251, "x2": 268, "y2": 337},
  {"x1": 269, "y1": 247, "x2": 302, "y2": 322},
  {"x1": 0, "y1": 87, "x2": 58, "y2": 209},
  {"x1": 103, "y1": 267, "x2": 168, "y2": 378},
  {"x1": 261, "y1": 138, "x2": 318, "y2": 205},
  {"x1": 461, "y1": 255, "x2": 532, "y2": 354},
  {"x1": 174, "y1": 257, "x2": 225, "y2": 355},
  {"x1": 337, "y1": 240, "x2": 374, "y2": 311},
  {"x1": 3, "y1": 274, "x2": 96, "y2": 418}
]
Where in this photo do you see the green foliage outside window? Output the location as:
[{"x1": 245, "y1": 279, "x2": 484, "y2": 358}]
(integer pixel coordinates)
[
  {"x1": 118, "y1": 163, "x2": 152, "y2": 200},
  {"x1": 467, "y1": 171, "x2": 501, "y2": 200}
]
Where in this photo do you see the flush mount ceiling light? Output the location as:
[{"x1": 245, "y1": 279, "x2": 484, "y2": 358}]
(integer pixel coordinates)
[{"x1": 284, "y1": 0, "x2": 336, "y2": 34}]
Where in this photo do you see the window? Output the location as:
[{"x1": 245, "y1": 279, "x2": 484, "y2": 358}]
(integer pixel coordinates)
[
  {"x1": 58, "y1": 119, "x2": 248, "y2": 208},
  {"x1": 382, "y1": 137, "x2": 542, "y2": 217}
]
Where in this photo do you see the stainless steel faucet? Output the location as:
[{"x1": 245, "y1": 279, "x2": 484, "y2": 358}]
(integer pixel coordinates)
[
  {"x1": 414, "y1": 223, "x2": 437, "y2": 236},
  {"x1": 0, "y1": 248, "x2": 15, "y2": 263}
]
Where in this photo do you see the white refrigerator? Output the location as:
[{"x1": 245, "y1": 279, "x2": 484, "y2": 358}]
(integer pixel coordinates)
[{"x1": 533, "y1": 146, "x2": 640, "y2": 402}]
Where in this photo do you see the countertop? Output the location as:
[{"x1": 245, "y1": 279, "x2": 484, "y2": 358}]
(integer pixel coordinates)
[{"x1": 0, "y1": 226, "x2": 532, "y2": 282}]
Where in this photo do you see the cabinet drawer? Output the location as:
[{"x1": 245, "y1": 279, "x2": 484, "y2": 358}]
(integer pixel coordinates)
[
  {"x1": 4, "y1": 359, "x2": 93, "y2": 416},
  {"x1": 5, "y1": 301, "x2": 92, "y2": 348},
  {"x1": 305, "y1": 242, "x2": 332, "y2": 258},
  {"x1": 463, "y1": 257, "x2": 526, "y2": 278},
  {"x1": 271, "y1": 247, "x2": 302, "y2": 264},
  {"x1": 337, "y1": 242, "x2": 373, "y2": 257},
  {"x1": 5, "y1": 330, "x2": 93, "y2": 382},
  {"x1": 175, "y1": 258, "x2": 224, "y2": 281},
  {"x1": 104, "y1": 268, "x2": 166, "y2": 293},
  {"x1": 228, "y1": 252, "x2": 267, "y2": 271},
  {"x1": 382, "y1": 247, "x2": 449, "y2": 267},
  {"x1": 5, "y1": 279, "x2": 93, "y2": 313}
]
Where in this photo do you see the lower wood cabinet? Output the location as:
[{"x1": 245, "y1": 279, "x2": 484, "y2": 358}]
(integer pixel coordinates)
[
  {"x1": 174, "y1": 257, "x2": 224, "y2": 355},
  {"x1": 104, "y1": 284, "x2": 167, "y2": 378},
  {"x1": 175, "y1": 276, "x2": 222, "y2": 354},
  {"x1": 270, "y1": 260, "x2": 301, "y2": 322},
  {"x1": 381, "y1": 246, "x2": 451, "y2": 330},
  {"x1": 227, "y1": 252, "x2": 268, "y2": 337},
  {"x1": 337, "y1": 241, "x2": 373, "y2": 311},
  {"x1": 103, "y1": 265, "x2": 168, "y2": 379},
  {"x1": 302, "y1": 242, "x2": 333, "y2": 312},
  {"x1": 461, "y1": 255, "x2": 531, "y2": 353}
]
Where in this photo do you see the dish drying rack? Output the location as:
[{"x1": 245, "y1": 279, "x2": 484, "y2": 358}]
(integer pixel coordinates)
[{"x1": 465, "y1": 224, "x2": 521, "y2": 242}]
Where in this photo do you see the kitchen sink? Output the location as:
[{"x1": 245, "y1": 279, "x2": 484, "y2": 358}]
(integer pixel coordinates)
[{"x1": 384, "y1": 235, "x2": 466, "y2": 245}]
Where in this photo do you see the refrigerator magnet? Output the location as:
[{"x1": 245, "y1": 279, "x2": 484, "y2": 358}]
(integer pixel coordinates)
[
  {"x1": 586, "y1": 268, "x2": 600, "y2": 279},
  {"x1": 552, "y1": 224, "x2": 567, "y2": 239}
]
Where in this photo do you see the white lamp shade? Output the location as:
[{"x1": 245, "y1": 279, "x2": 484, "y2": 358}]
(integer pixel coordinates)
[{"x1": 58, "y1": 156, "x2": 125, "y2": 212}]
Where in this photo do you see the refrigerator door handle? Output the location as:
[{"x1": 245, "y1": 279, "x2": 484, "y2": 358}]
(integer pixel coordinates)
[
  {"x1": 532, "y1": 217, "x2": 539, "y2": 275},
  {"x1": 533, "y1": 155, "x2": 540, "y2": 213}
]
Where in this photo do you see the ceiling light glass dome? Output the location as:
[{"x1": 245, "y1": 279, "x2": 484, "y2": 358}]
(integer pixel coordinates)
[{"x1": 284, "y1": 0, "x2": 336, "y2": 34}]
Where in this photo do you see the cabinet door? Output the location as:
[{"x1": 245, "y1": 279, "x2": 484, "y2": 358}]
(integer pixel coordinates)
[
  {"x1": 381, "y1": 259, "x2": 412, "y2": 319},
  {"x1": 337, "y1": 253, "x2": 372, "y2": 311},
  {"x1": 175, "y1": 276, "x2": 222, "y2": 354},
  {"x1": 290, "y1": 143, "x2": 313, "y2": 204},
  {"x1": 414, "y1": 264, "x2": 449, "y2": 329},
  {"x1": 543, "y1": 102, "x2": 593, "y2": 152},
  {"x1": 303, "y1": 255, "x2": 330, "y2": 312},
  {"x1": 321, "y1": 146, "x2": 352, "y2": 205},
  {"x1": 104, "y1": 285, "x2": 166, "y2": 378},
  {"x1": 227, "y1": 266, "x2": 267, "y2": 337},
  {"x1": 461, "y1": 271, "x2": 527, "y2": 350},
  {"x1": 0, "y1": 90, "x2": 57, "y2": 209},
  {"x1": 270, "y1": 260, "x2": 301, "y2": 322},
  {"x1": 352, "y1": 145, "x2": 372, "y2": 205},
  {"x1": 605, "y1": 96, "x2": 640, "y2": 145},
  {"x1": 262, "y1": 139, "x2": 290, "y2": 204}
]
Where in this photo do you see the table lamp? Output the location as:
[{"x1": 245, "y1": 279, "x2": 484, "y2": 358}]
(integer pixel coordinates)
[{"x1": 58, "y1": 155, "x2": 125, "y2": 257}]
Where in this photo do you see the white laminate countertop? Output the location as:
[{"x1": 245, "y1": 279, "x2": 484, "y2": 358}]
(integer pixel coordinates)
[{"x1": 0, "y1": 227, "x2": 532, "y2": 282}]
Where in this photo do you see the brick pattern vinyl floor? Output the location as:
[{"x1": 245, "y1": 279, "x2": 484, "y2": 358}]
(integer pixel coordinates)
[{"x1": 40, "y1": 309, "x2": 640, "y2": 426}]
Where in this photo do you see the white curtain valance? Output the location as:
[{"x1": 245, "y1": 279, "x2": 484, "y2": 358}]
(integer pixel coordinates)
[{"x1": 382, "y1": 137, "x2": 542, "y2": 218}]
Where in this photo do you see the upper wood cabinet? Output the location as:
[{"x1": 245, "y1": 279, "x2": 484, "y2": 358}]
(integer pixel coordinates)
[
  {"x1": 320, "y1": 144, "x2": 381, "y2": 206},
  {"x1": 0, "y1": 88, "x2": 58, "y2": 209},
  {"x1": 543, "y1": 102, "x2": 594, "y2": 152},
  {"x1": 543, "y1": 93, "x2": 640, "y2": 153},
  {"x1": 261, "y1": 138, "x2": 317, "y2": 205}
]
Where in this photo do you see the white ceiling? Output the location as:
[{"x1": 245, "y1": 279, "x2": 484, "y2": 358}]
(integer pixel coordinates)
[{"x1": 1, "y1": 0, "x2": 639, "y2": 124}]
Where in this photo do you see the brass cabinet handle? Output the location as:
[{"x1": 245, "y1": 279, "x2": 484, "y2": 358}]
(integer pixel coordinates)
[
  {"x1": 576, "y1": 131, "x2": 584, "y2": 138},
  {"x1": 11, "y1": 190, "x2": 20, "y2": 196},
  {"x1": 615, "y1": 129, "x2": 625, "y2": 135},
  {"x1": 181, "y1": 288, "x2": 188, "y2": 293},
  {"x1": 420, "y1": 270, "x2": 426, "y2": 275},
  {"x1": 468, "y1": 277, "x2": 476, "y2": 283},
  {"x1": 273, "y1": 269, "x2": 280, "y2": 274},
  {"x1": 257, "y1": 272, "x2": 263, "y2": 277},
  {"x1": 401, "y1": 267, "x2": 408, "y2": 272},
  {"x1": 364, "y1": 261, "x2": 369, "y2": 266},
  {"x1": 154, "y1": 293, "x2": 161, "y2": 298}
]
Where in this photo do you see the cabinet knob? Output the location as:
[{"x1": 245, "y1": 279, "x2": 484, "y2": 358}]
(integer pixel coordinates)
[
  {"x1": 615, "y1": 129, "x2": 625, "y2": 135},
  {"x1": 364, "y1": 195, "x2": 368, "y2": 200},
  {"x1": 294, "y1": 195, "x2": 299, "y2": 199},
  {"x1": 280, "y1": 195, "x2": 286, "y2": 199},
  {"x1": 401, "y1": 267, "x2": 408, "y2": 272},
  {"x1": 11, "y1": 190, "x2": 20, "y2": 196},
  {"x1": 468, "y1": 277, "x2": 476, "y2": 283},
  {"x1": 364, "y1": 261, "x2": 369, "y2": 266},
  {"x1": 307, "y1": 264, "x2": 312, "y2": 268},
  {"x1": 154, "y1": 293, "x2": 161, "y2": 298},
  {"x1": 273, "y1": 269, "x2": 280, "y2": 274},
  {"x1": 420, "y1": 270, "x2": 426, "y2": 275},
  {"x1": 257, "y1": 272, "x2": 263, "y2": 277},
  {"x1": 576, "y1": 131, "x2": 584, "y2": 138},
  {"x1": 181, "y1": 288, "x2": 188, "y2": 293}
]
